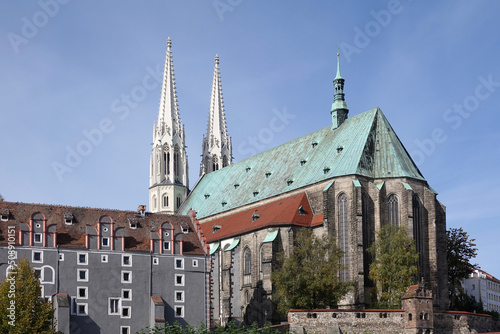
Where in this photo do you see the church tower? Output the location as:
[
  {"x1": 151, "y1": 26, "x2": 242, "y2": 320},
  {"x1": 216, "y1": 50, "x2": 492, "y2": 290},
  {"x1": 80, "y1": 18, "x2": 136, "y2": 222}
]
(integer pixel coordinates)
[
  {"x1": 200, "y1": 55, "x2": 232, "y2": 176},
  {"x1": 331, "y1": 53, "x2": 349, "y2": 129},
  {"x1": 149, "y1": 38, "x2": 189, "y2": 214}
]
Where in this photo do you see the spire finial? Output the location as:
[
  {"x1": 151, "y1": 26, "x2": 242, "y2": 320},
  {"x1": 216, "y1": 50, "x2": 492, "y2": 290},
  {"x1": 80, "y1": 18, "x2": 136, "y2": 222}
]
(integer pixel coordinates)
[
  {"x1": 215, "y1": 54, "x2": 219, "y2": 66},
  {"x1": 335, "y1": 52, "x2": 342, "y2": 80},
  {"x1": 167, "y1": 37, "x2": 172, "y2": 51}
]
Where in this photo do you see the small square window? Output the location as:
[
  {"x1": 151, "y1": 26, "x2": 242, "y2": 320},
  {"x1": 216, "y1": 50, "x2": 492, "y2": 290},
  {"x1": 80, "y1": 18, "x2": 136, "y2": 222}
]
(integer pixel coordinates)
[
  {"x1": 77, "y1": 287, "x2": 88, "y2": 299},
  {"x1": 102, "y1": 237, "x2": 109, "y2": 247},
  {"x1": 34, "y1": 269, "x2": 43, "y2": 280},
  {"x1": 121, "y1": 327, "x2": 130, "y2": 334},
  {"x1": 121, "y1": 306, "x2": 131, "y2": 319},
  {"x1": 101, "y1": 254, "x2": 108, "y2": 263},
  {"x1": 153, "y1": 257, "x2": 159, "y2": 265},
  {"x1": 163, "y1": 241, "x2": 170, "y2": 251},
  {"x1": 33, "y1": 251, "x2": 43, "y2": 263},
  {"x1": 121, "y1": 271, "x2": 132, "y2": 283},
  {"x1": 175, "y1": 258, "x2": 184, "y2": 270},
  {"x1": 34, "y1": 233, "x2": 42, "y2": 243},
  {"x1": 109, "y1": 298, "x2": 121, "y2": 315},
  {"x1": 192, "y1": 259, "x2": 198, "y2": 268},
  {"x1": 77, "y1": 269, "x2": 88, "y2": 282},
  {"x1": 175, "y1": 306, "x2": 184, "y2": 318},
  {"x1": 77, "y1": 303, "x2": 88, "y2": 316},
  {"x1": 122, "y1": 255, "x2": 131, "y2": 266},
  {"x1": 78, "y1": 253, "x2": 88, "y2": 265},
  {"x1": 59, "y1": 253, "x2": 64, "y2": 261},
  {"x1": 175, "y1": 274, "x2": 184, "y2": 286},
  {"x1": 122, "y1": 289, "x2": 131, "y2": 301},
  {"x1": 175, "y1": 291, "x2": 184, "y2": 303}
]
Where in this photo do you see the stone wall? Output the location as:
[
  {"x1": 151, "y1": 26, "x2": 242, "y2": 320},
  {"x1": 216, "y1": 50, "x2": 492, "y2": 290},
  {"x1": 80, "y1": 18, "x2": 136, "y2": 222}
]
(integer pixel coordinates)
[{"x1": 287, "y1": 309, "x2": 500, "y2": 334}]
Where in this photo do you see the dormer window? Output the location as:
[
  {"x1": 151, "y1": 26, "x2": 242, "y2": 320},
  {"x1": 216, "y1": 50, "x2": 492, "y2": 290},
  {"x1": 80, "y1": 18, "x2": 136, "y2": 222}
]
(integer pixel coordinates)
[
  {"x1": 234, "y1": 183, "x2": 240, "y2": 189},
  {"x1": 265, "y1": 172, "x2": 272, "y2": 178},
  {"x1": 204, "y1": 194, "x2": 210, "y2": 199},
  {"x1": 221, "y1": 201, "x2": 227, "y2": 207},
  {"x1": 287, "y1": 179, "x2": 293, "y2": 186},
  {"x1": 245, "y1": 167, "x2": 251, "y2": 172},
  {"x1": 312, "y1": 141, "x2": 318, "y2": 148},
  {"x1": 1, "y1": 209, "x2": 10, "y2": 222},
  {"x1": 180, "y1": 222, "x2": 189, "y2": 234},
  {"x1": 337, "y1": 146, "x2": 343, "y2": 153},
  {"x1": 212, "y1": 225, "x2": 221, "y2": 233},
  {"x1": 253, "y1": 191, "x2": 259, "y2": 197},
  {"x1": 128, "y1": 218, "x2": 138, "y2": 230},
  {"x1": 63, "y1": 212, "x2": 74, "y2": 225},
  {"x1": 300, "y1": 159, "x2": 307, "y2": 166},
  {"x1": 298, "y1": 205, "x2": 306, "y2": 216},
  {"x1": 252, "y1": 213, "x2": 261, "y2": 222},
  {"x1": 323, "y1": 167, "x2": 330, "y2": 174}
]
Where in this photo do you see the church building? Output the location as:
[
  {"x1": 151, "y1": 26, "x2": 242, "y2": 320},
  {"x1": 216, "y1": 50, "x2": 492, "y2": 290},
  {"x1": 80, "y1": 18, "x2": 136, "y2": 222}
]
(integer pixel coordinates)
[{"x1": 0, "y1": 38, "x2": 448, "y2": 332}]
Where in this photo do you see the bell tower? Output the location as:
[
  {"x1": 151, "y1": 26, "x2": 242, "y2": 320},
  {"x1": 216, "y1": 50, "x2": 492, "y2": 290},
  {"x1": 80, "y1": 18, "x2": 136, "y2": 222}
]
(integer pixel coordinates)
[{"x1": 149, "y1": 38, "x2": 189, "y2": 213}]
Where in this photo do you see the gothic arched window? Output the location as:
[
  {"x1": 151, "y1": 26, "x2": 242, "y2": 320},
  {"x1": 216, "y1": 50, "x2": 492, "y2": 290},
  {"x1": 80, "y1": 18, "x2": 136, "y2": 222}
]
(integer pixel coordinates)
[
  {"x1": 387, "y1": 194, "x2": 399, "y2": 226},
  {"x1": 212, "y1": 155, "x2": 219, "y2": 171},
  {"x1": 413, "y1": 195, "x2": 424, "y2": 277},
  {"x1": 163, "y1": 195, "x2": 169, "y2": 208},
  {"x1": 243, "y1": 247, "x2": 252, "y2": 285},
  {"x1": 338, "y1": 193, "x2": 349, "y2": 281},
  {"x1": 362, "y1": 192, "x2": 374, "y2": 287},
  {"x1": 223, "y1": 155, "x2": 228, "y2": 168}
]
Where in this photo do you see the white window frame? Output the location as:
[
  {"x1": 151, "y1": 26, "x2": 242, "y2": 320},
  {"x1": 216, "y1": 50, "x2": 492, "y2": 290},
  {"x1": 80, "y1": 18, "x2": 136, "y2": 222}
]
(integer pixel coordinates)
[
  {"x1": 77, "y1": 252, "x2": 88, "y2": 265},
  {"x1": 0, "y1": 214, "x2": 8, "y2": 222},
  {"x1": 175, "y1": 274, "x2": 184, "y2": 287},
  {"x1": 40, "y1": 285, "x2": 45, "y2": 298},
  {"x1": 102, "y1": 237, "x2": 110, "y2": 247},
  {"x1": 174, "y1": 305, "x2": 184, "y2": 318},
  {"x1": 101, "y1": 254, "x2": 108, "y2": 263},
  {"x1": 122, "y1": 254, "x2": 132, "y2": 267},
  {"x1": 34, "y1": 233, "x2": 42, "y2": 243},
  {"x1": 120, "y1": 326, "x2": 130, "y2": 334},
  {"x1": 58, "y1": 253, "x2": 64, "y2": 261},
  {"x1": 121, "y1": 306, "x2": 131, "y2": 319},
  {"x1": 175, "y1": 290, "x2": 184, "y2": 303},
  {"x1": 77, "y1": 303, "x2": 88, "y2": 316},
  {"x1": 77, "y1": 269, "x2": 89, "y2": 282},
  {"x1": 175, "y1": 258, "x2": 184, "y2": 270},
  {"x1": 34, "y1": 268, "x2": 43, "y2": 281},
  {"x1": 121, "y1": 271, "x2": 132, "y2": 284},
  {"x1": 153, "y1": 257, "x2": 159, "y2": 265},
  {"x1": 32, "y1": 250, "x2": 43, "y2": 263},
  {"x1": 108, "y1": 297, "x2": 121, "y2": 315},
  {"x1": 192, "y1": 259, "x2": 198, "y2": 268},
  {"x1": 77, "y1": 286, "x2": 88, "y2": 299},
  {"x1": 122, "y1": 289, "x2": 132, "y2": 301}
]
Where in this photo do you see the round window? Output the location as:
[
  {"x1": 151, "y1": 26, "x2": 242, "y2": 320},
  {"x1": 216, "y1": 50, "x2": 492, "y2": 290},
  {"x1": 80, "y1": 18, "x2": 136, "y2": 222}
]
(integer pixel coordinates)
[{"x1": 103, "y1": 227, "x2": 108, "y2": 232}]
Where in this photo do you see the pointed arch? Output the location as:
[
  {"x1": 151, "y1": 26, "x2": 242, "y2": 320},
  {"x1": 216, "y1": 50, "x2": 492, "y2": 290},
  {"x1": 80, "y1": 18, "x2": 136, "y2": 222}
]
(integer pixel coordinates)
[
  {"x1": 387, "y1": 194, "x2": 399, "y2": 226},
  {"x1": 243, "y1": 247, "x2": 252, "y2": 286},
  {"x1": 413, "y1": 194, "x2": 424, "y2": 278},
  {"x1": 338, "y1": 192, "x2": 349, "y2": 281}
]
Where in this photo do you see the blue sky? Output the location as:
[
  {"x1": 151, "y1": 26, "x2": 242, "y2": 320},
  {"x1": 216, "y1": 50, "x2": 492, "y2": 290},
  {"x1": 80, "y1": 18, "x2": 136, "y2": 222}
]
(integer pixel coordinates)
[{"x1": 1, "y1": 1, "x2": 499, "y2": 278}]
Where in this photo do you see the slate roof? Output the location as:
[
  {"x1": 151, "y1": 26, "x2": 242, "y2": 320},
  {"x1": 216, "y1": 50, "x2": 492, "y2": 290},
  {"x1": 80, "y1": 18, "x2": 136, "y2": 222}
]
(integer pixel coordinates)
[
  {"x1": 0, "y1": 202, "x2": 205, "y2": 254},
  {"x1": 180, "y1": 108, "x2": 425, "y2": 219},
  {"x1": 200, "y1": 193, "x2": 322, "y2": 243}
]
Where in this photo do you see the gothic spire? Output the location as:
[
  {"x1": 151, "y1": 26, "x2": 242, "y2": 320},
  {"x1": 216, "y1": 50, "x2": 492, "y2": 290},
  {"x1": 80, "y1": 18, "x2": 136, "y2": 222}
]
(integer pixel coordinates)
[
  {"x1": 158, "y1": 37, "x2": 183, "y2": 137},
  {"x1": 200, "y1": 55, "x2": 232, "y2": 176},
  {"x1": 331, "y1": 53, "x2": 349, "y2": 129}
]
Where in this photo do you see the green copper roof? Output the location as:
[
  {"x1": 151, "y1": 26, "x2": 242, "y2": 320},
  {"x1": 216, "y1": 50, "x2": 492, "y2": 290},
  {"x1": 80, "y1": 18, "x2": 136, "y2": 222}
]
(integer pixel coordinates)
[
  {"x1": 262, "y1": 229, "x2": 279, "y2": 243},
  {"x1": 179, "y1": 108, "x2": 425, "y2": 219}
]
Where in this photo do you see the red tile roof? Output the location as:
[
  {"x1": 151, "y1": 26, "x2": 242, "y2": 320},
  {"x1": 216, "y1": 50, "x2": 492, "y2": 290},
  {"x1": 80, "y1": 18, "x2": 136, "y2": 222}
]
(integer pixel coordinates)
[
  {"x1": 0, "y1": 202, "x2": 205, "y2": 254},
  {"x1": 200, "y1": 193, "x2": 321, "y2": 242}
]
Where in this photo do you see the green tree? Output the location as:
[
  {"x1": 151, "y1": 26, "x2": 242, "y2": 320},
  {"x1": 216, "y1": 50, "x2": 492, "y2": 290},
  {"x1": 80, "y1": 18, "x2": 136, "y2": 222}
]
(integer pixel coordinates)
[
  {"x1": 447, "y1": 227, "x2": 478, "y2": 309},
  {"x1": 368, "y1": 224, "x2": 419, "y2": 309},
  {"x1": 271, "y1": 228, "x2": 352, "y2": 315},
  {"x1": 0, "y1": 258, "x2": 56, "y2": 333}
]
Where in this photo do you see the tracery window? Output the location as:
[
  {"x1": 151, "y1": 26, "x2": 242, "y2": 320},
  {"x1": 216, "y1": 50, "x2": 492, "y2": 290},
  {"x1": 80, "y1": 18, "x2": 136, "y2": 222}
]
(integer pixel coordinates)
[
  {"x1": 387, "y1": 194, "x2": 399, "y2": 226},
  {"x1": 243, "y1": 247, "x2": 251, "y2": 285},
  {"x1": 413, "y1": 195, "x2": 424, "y2": 277},
  {"x1": 338, "y1": 193, "x2": 349, "y2": 281}
]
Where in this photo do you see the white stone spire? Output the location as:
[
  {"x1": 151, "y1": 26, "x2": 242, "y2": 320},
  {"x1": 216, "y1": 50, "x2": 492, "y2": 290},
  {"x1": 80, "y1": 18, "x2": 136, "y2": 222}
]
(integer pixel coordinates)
[
  {"x1": 200, "y1": 55, "x2": 232, "y2": 176},
  {"x1": 149, "y1": 38, "x2": 189, "y2": 214}
]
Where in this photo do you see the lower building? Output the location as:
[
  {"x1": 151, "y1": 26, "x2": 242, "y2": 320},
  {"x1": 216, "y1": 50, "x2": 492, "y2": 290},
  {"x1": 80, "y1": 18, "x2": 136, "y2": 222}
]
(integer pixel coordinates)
[
  {"x1": 463, "y1": 268, "x2": 500, "y2": 313},
  {"x1": 0, "y1": 203, "x2": 209, "y2": 334}
]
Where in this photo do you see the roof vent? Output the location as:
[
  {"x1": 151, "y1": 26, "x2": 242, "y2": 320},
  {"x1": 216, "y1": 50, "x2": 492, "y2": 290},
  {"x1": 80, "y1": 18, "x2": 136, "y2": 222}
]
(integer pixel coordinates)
[
  {"x1": 323, "y1": 167, "x2": 330, "y2": 174},
  {"x1": 212, "y1": 225, "x2": 221, "y2": 233},
  {"x1": 298, "y1": 205, "x2": 306, "y2": 216},
  {"x1": 180, "y1": 221, "x2": 189, "y2": 233},
  {"x1": 253, "y1": 191, "x2": 259, "y2": 197},
  {"x1": 234, "y1": 183, "x2": 240, "y2": 189},
  {"x1": 300, "y1": 159, "x2": 307, "y2": 166},
  {"x1": 221, "y1": 201, "x2": 227, "y2": 207},
  {"x1": 287, "y1": 179, "x2": 294, "y2": 186},
  {"x1": 128, "y1": 217, "x2": 139, "y2": 229},
  {"x1": 252, "y1": 213, "x2": 261, "y2": 222},
  {"x1": 312, "y1": 141, "x2": 318, "y2": 148},
  {"x1": 265, "y1": 172, "x2": 272, "y2": 178},
  {"x1": 246, "y1": 167, "x2": 251, "y2": 172},
  {"x1": 204, "y1": 194, "x2": 210, "y2": 199},
  {"x1": 337, "y1": 146, "x2": 343, "y2": 153}
]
